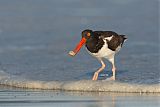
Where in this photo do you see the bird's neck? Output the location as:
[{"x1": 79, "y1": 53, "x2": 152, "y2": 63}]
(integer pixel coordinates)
[
  {"x1": 86, "y1": 35, "x2": 98, "y2": 45},
  {"x1": 85, "y1": 35, "x2": 102, "y2": 53}
]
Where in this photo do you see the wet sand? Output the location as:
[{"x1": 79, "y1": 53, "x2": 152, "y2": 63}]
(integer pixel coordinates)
[{"x1": 0, "y1": 85, "x2": 160, "y2": 107}]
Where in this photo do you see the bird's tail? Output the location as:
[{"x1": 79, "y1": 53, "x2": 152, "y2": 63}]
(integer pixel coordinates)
[
  {"x1": 119, "y1": 35, "x2": 127, "y2": 46},
  {"x1": 120, "y1": 35, "x2": 127, "y2": 42}
]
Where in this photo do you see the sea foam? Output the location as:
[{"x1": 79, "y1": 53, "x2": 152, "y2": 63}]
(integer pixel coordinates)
[{"x1": 0, "y1": 71, "x2": 159, "y2": 93}]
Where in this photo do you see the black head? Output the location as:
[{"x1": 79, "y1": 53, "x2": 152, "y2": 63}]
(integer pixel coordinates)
[
  {"x1": 81, "y1": 29, "x2": 93, "y2": 39},
  {"x1": 68, "y1": 29, "x2": 93, "y2": 56}
]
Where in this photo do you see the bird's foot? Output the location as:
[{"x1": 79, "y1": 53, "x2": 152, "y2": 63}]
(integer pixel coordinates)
[{"x1": 109, "y1": 76, "x2": 115, "y2": 80}]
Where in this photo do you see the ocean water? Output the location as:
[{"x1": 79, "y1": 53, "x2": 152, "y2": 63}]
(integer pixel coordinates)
[{"x1": 0, "y1": 0, "x2": 159, "y2": 92}]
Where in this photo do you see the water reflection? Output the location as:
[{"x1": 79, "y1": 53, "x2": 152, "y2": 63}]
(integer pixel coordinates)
[
  {"x1": 63, "y1": 91, "x2": 159, "y2": 107},
  {"x1": 0, "y1": 86, "x2": 159, "y2": 107}
]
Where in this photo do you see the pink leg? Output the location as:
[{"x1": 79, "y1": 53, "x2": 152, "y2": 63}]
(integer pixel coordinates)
[
  {"x1": 92, "y1": 59, "x2": 106, "y2": 80},
  {"x1": 109, "y1": 57, "x2": 116, "y2": 80},
  {"x1": 110, "y1": 66, "x2": 116, "y2": 80}
]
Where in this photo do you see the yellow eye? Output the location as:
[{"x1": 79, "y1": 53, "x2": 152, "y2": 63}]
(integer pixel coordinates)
[{"x1": 87, "y1": 33, "x2": 91, "y2": 37}]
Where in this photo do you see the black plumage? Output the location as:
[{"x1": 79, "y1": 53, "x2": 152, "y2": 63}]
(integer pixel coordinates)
[{"x1": 85, "y1": 30, "x2": 127, "y2": 52}]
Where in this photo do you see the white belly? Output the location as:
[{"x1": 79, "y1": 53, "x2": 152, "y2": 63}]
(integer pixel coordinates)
[{"x1": 86, "y1": 40, "x2": 121, "y2": 59}]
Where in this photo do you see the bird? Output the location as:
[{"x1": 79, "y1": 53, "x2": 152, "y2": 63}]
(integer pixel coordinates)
[{"x1": 69, "y1": 29, "x2": 127, "y2": 80}]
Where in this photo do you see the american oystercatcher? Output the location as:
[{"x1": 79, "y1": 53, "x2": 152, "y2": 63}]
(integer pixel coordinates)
[{"x1": 69, "y1": 29, "x2": 127, "y2": 80}]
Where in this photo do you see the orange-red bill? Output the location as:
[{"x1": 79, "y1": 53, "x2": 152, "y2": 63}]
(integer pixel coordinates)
[{"x1": 70, "y1": 37, "x2": 86, "y2": 56}]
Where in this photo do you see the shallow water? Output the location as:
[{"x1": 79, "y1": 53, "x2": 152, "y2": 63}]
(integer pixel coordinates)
[
  {"x1": 0, "y1": 0, "x2": 159, "y2": 91},
  {"x1": 0, "y1": 86, "x2": 159, "y2": 107}
]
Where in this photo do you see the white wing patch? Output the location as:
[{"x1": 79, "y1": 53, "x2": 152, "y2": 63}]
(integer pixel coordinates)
[{"x1": 104, "y1": 35, "x2": 113, "y2": 41}]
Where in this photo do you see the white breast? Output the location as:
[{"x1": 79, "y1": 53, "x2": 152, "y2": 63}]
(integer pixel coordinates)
[{"x1": 86, "y1": 40, "x2": 116, "y2": 60}]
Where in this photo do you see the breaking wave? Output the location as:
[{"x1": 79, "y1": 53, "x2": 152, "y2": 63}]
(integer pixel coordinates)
[{"x1": 0, "y1": 71, "x2": 159, "y2": 93}]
